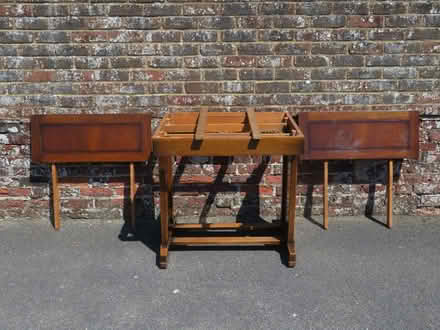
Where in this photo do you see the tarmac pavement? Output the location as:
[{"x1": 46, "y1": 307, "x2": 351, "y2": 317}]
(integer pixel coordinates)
[{"x1": 0, "y1": 215, "x2": 439, "y2": 329}]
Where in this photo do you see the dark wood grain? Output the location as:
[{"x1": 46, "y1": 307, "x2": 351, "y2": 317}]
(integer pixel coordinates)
[
  {"x1": 299, "y1": 111, "x2": 419, "y2": 160},
  {"x1": 31, "y1": 114, "x2": 152, "y2": 163}
]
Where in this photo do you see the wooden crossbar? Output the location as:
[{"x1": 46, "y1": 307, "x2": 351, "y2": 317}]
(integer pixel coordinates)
[
  {"x1": 171, "y1": 235, "x2": 282, "y2": 246},
  {"x1": 246, "y1": 108, "x2": 261, "y2": 140},
  {"x1": 195, "y1": 108, "x2": 208, "y2": 141},
  {"x1": 171, "y1": 223, "x2": 280, "y2": 230}
]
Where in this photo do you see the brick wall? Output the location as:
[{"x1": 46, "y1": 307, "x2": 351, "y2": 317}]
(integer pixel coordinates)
[{"x1": 1, "y1": 1, "x2": 440, "y2": 221}]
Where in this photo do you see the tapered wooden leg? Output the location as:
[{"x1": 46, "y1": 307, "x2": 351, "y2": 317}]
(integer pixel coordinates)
[
  {"x1": 51, "y1": 164, "x2": 60, "y2": 231},
  {"x1": 129, "y1": 163, "x2": 136, "y2": 232},
  {"x1": 323, "y1": 160, "x2": 329, "y2": 230},
  {"x1": 159, "y1": 156, "x2": 171, "y2": 269},
  {"x1": 387, "y1": 160, "x2": 393, "y2": 229},
  {"x1": 287, "y1": 156, "x2": 298, "y2": 267},
  {"x1": 281, "y1": 155, "x2": 289, "y2": 224},
  {"x1": 167, "y1": 157, "x2": 173, "y2": 225}
]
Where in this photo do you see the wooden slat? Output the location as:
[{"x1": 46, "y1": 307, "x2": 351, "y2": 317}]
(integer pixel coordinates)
[
  {"x1": 164, "y1": 123, "x2": 286, "y2": 134},
  {"x1": 167, "y1": 112, "x2": 284, "y2": 125},
  {"x1": 51, "y1": 164, "x2": 60, "y2": 231},
  {"x1": 195, "y1": 108, "x2": 208, "y2": 141},
  {"x1": 171, "y1": 223, "x2": 280, "y2": 230},
  {"x1": 246, "y1": 108, "x2": 261, "y2": 140},
  {"x1": 285, "y1": 111, "x2": 302, "y2": 136},
  {"x1": 165, "y1": 132, "x2": 291, "y2": 138},
  {"x1": 171, "y1": 235, "x2": 282, "y2": 246},
  {"x1": 387, "y1": 160, "x2": 393, "y2": 229}
]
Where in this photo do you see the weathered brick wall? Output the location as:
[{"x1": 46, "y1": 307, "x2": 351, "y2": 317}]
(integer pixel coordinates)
[{"x1": 1, "y1": 1, "x2": 440, "y2": 221}]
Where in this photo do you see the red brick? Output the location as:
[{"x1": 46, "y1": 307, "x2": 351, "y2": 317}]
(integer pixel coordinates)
[
  {"x1": 429, "y1": 130, "x2": 440, "y2": 142},
  {"x1": 348, "y1": 16, "x2": 383, "y2": 28},
  {"x1": 420, "y1": 143, "x2": 436, "y2": 151},
  {"x1": 259, "y1": 185, "x2": 273, "y2": 196},
  {"x1": 168, "y1": 95, "x2": 201, "y2": 106},
  {"x1": 80, "y1": 187, "x2": 113, "y2": 197},
  {"x1": 113, "y1": 188, "x2": 125, "y2": 197},
  {"x1": 265, "y1": 176, "x2": 281, "y2": 185},
  {"x1": 223, "y1": 56, "x2": 256, "y2": 67},
  {"x1": 71, "y1": 31, "x2": 108, "y2": 43},
  {"x1": 8, "y1": 187, "x2": 31, "y2": 197},
  {"x1": 63, "y1": 199, "x2": 90, "y2": 209},
  {"x1": 111, "y1": 199, "x2": 124, "y2": 208},
  {"x1": 0, "y1": 200, "x2": 25, "y2": 208},
  {"x1": 180, "y1": 176, "x2": 214, "y2": 184},
  {"x1": 416, "y1": 208, "x2": 440, "y2": 216},
  {"x1": 30, "y1": 199, "x2": 50, "y2": 208},
  {"x1": 24, "y1": 71, "x2": 55, "y2": 82}
]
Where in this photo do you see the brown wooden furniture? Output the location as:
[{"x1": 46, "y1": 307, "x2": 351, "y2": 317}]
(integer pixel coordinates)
[
  {"x1": 153, "y1": 109, "x2": 304, "y2": 268},
  {"x1": 31, "y1": 114, "x2": 152, "y2": 230},
  {"x1": 299, "y1": 111, "x2": 419, "y2": 229}
]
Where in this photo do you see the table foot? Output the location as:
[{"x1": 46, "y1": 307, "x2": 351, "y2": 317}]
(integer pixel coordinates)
[
  {"x1": 287, "y1": 241, "x2": 296, "y2": 268},
  {"x1": 159, "y1": 244, "x2": 169, "y2": 269}
]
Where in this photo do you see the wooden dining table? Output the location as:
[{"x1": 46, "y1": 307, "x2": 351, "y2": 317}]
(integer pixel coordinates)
[{"x1": 153, "y1": 109, "x2": 304, "y2": 268}]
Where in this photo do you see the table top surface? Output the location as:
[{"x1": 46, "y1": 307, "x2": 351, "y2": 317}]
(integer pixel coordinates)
[
  {"x1": 154, "y1": 110, "x2": 302, "y2": 138},
  {"x1": 152, "y1": 110, "x2": 304, "y2": 156}
]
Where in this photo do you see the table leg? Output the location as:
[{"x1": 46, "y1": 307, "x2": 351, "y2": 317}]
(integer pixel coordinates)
[
  {"x1": 167, "y1": 157, "x2": 173, "y2": 225},
  {"x1": 159, "y1": 156, "x2": 172, "y2": 269},
  {"x1": 323, "y1": 160, "x2": 329, "y2": 230},
  {"x1": 287, "y1": 156, "x2": 298, "y2": 267},
  {"x1": 51, "y1": 164, "x2": 61, "y2": 231},
  {"x1": 387, "y1": 160, "x2": 393, "y2": 229},
  {"x1": 129, "y1": 163, "x2": 136, "y2": 232},
  {"x1": 281, "y1": 155, "x2": 289, "y2": 224}
]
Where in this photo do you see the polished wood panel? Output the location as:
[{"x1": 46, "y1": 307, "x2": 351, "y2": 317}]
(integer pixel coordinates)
[
  {"x1": 31, "y1": 114, "x2": 151, "y2": 163},
  {"x1": 299, "y1": 111, "x2": 419, "y2": 160}
]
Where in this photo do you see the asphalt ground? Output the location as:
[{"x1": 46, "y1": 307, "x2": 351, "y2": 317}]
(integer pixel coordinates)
[{"x1": 0, "y1": 215, "x2": 439, "y2": 329}]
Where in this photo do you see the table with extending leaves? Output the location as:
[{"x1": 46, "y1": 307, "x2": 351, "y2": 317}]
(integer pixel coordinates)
[{"x1": 153, "y1": 109, "x2": 304, "y2": 268}]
